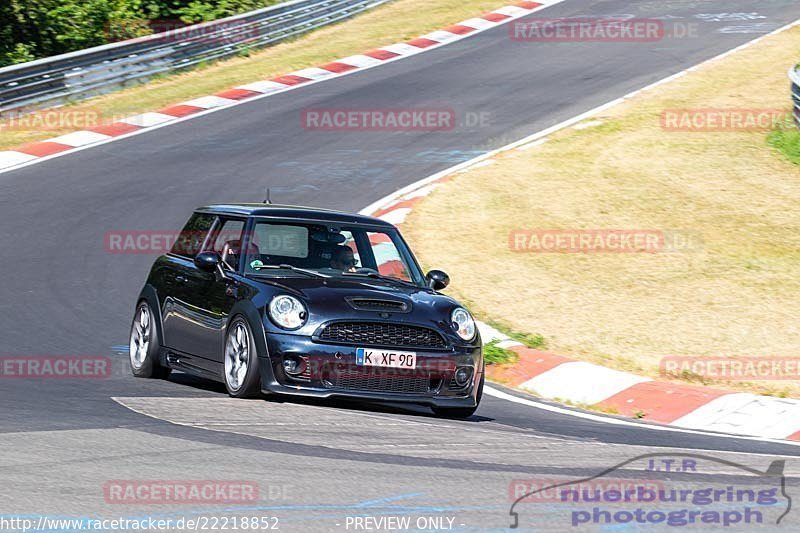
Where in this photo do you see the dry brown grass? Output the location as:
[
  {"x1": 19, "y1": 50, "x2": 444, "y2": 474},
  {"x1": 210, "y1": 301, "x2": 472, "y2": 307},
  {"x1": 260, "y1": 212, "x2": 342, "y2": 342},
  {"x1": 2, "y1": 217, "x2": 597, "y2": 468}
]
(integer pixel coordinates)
[
  {"x1": 405, "y1": 26, "x2": 800, "y2": 397},
  {"x1": 0, "y1": 0, "x2": 506, "y2": 150}
]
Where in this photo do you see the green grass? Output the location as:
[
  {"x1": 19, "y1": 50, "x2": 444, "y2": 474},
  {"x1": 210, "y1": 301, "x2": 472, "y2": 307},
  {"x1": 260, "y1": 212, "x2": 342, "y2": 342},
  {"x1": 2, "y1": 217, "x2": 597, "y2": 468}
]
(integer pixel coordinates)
[
  {"x1": 768, "y1": 125, "x2": 800, "y2": 165},
  {"x1": 483, "y1": 340, "x2": 518, "y2": 365},
  {"x1": 504, "y1": 330, "x2": 546, "y2": 350},
  {"x1": 484, "y1": 320, "x2": 547, "y2": 350}
]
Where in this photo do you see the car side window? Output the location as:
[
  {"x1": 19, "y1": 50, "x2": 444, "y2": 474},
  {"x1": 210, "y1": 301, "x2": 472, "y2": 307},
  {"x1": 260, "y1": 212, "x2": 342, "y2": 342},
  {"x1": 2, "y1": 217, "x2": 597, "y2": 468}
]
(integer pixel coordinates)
[
  {"x1": 170, "y1": 212, "x2": 216, "y2": 259},
  {"x1": 208, "y1": 218, "x2": 246, "y2": 270}
]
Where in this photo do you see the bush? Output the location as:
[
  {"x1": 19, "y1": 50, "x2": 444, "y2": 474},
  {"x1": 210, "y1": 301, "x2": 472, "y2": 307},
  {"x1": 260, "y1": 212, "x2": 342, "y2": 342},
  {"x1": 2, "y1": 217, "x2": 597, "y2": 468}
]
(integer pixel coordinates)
[
  {"x1": 5, "y1": 43, "x2": 37, "y2": 65},
  {"x1": 0, "y1": 0, "x2": 285, "y2": 66}
]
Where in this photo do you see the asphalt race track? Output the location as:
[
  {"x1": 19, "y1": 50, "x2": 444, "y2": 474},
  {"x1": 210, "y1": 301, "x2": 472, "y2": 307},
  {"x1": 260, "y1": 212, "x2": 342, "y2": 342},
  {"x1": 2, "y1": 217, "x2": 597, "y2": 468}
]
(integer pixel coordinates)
[{"x1": 3, "y1": 0, "x2": 800, "y2": 531}]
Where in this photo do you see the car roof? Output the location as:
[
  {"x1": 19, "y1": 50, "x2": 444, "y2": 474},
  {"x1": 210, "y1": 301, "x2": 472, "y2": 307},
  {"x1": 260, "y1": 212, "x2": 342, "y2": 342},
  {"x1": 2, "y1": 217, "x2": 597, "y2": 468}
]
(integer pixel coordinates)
[{"x1": 196, "y1": 203, "x2": 394, "y2": 228}]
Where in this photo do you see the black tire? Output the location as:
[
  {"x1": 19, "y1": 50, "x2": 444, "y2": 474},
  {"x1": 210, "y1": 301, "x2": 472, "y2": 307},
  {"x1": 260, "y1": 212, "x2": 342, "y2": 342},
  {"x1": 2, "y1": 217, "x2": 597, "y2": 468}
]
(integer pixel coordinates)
[
  {"x1": 129, "y1": 301, "x2": 171, "y2": 379},
  {"x1": 223, "y1": 316, "x2": 262, "y2": 398},
  {"x1": 432, "y1": 371, "x2": 484, "y2": 419}
]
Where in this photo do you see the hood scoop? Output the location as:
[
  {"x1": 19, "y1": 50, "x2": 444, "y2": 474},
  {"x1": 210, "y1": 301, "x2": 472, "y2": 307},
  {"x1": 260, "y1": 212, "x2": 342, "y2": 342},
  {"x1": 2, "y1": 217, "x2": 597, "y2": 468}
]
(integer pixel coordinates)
[{"x1": 345, "y1": 297, "x2": 411, "y2": 313}]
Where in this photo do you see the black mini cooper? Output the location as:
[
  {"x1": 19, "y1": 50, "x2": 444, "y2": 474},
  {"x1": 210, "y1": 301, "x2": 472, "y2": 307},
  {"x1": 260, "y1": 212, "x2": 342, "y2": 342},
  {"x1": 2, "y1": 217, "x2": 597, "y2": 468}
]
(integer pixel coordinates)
[{"x1": 129, "y1": 204, "x2": 483, "y2": 417}]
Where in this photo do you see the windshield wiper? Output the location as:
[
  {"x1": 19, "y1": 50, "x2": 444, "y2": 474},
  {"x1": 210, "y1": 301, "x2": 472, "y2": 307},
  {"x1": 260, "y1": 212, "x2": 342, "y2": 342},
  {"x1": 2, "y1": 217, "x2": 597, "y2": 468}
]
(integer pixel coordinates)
[
  {"x1": 342, "y1": 271, "x2": 419, "y2": 288},
  {"x1": 251, "y1": 264, "x2": 329, "y2": 279}
]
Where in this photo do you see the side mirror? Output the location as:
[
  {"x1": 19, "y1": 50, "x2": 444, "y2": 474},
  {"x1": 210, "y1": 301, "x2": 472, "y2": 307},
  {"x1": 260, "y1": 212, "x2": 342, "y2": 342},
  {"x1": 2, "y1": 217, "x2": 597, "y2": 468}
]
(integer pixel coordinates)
[
  {"x1": 194, "y1": 251, "x2": 222, "y2": 273},
  {"x1": 426, "y1": 270, "x2": 450, "y2": 291}
]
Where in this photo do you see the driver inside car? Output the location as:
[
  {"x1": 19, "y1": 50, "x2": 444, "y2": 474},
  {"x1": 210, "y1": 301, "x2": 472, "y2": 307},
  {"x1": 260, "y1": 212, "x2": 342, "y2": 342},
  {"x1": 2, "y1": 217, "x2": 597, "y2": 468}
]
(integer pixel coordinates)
[{"x1": 331, "y1": 245, "x2": 357, "y2": 272}]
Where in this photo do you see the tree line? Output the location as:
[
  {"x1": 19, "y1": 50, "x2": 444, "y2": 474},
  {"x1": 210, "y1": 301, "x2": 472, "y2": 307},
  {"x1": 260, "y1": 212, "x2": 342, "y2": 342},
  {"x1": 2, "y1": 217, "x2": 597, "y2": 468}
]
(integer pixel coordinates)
[{"x1": 1, "y1": 0, "x2": 282, "y2": 67}]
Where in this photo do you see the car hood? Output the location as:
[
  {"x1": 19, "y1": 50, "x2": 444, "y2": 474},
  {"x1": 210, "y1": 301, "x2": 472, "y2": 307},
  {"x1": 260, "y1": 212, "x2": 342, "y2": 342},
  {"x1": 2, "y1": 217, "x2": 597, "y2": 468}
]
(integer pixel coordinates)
[
  {"x1": 253, "y1": 275, "x2": 463, "y2": 332},
  {"x1": 262, "y1": 276, "x2": 449, "y2": 305}
]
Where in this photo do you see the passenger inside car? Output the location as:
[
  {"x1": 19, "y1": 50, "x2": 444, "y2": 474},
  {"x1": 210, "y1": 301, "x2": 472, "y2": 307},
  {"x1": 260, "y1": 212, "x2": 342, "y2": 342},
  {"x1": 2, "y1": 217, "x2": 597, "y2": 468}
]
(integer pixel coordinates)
[
  {"x1": 221, "y1": 239, "x2": 259, "y2": 270},
  {"x1": 330, "y1": 245, "x2": 357, "y2": 272}
]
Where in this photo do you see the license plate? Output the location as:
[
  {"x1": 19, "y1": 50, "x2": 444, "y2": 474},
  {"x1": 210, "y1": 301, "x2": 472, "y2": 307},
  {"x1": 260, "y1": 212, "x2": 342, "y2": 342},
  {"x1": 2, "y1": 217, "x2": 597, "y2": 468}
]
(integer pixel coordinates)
[{"x1": 355, "y1": 348, "x2": 417, "y2": 369}]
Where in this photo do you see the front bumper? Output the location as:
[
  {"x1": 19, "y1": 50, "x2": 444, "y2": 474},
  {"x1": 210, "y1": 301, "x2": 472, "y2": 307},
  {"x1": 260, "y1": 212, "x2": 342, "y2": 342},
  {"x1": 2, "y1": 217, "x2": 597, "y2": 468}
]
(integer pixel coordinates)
[{"x1": 259, "y1": 332, "x2": 483, "y2": 408}]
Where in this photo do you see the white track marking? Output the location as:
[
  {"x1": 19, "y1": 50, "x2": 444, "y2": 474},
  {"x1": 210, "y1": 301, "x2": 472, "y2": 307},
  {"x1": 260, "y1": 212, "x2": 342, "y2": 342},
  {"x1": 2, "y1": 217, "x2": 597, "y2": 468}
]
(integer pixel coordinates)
[
  {"x1": 458, "y1": 18, "x2": 498, "y2": 30},
  {"x1": 380, "y1": 43, "x2": 426, "y2": 56},
  {"x1": 519, "y1": 362, "x2": 651, "y2": 405},
  {"x1": 475, "y1": 322, "x2": 509, "y2": 343},
  {"x1": 403, "y1": 183, "x2": 440, "y2": 199},
  {"x1": 0, "y1": 151, "x2": 37, "y2": 170},
  {"x1": 48, "y1": 131, "x2": 112, "y2": 147},
  {"x1": 291, "y1": 67, "x2": 337, "y2": 80},
  {"x1": 336, "y1": 54, "x2": 383, "y2": 68},
  {"x1": 181, "y1": 95, "x2": 238, "y2": 109},
  {"x1": 235, "y1": 80, "x2": 292, "y2": 93},
  {"x1": 120, "y1": 112, "x2": 176, "y2": 127},
  {"x1": 497, "y1": 339, "x2": 524, "y2": 349},
  {"x1": 484, "y1": 386, "x2": 800, "y2": 449},
  {"x1": 494, "y1": 6, "x2": 530, "y2": 17},
  {"x1": 421, "y1": 30, "x2": 462, "y2": 43},
  {"x1": 671, "y1": 394, "x2": 800, "y2": 439},
  {"x1": 377, "y1": 207, "x2": 412, "y2": 225}
]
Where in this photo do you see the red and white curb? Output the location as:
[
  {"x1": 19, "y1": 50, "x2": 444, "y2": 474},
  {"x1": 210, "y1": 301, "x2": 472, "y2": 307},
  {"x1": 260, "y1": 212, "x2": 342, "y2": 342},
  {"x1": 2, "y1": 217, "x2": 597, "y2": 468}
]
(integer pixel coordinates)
[
  {"x1": 0, "y1": 0, "x2": 559, "y2": 175},
  {"x1": 358, "y1": 17, "x2": 800, "y2": 443}
]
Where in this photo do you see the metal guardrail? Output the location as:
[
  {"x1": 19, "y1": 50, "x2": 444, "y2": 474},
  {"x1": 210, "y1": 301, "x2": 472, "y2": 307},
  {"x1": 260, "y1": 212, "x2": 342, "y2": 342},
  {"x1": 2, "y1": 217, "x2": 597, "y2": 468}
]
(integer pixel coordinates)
[
  {"x1": 0, "y1": 0, "x2": 391, "y2": 114},
  {"x1": 791, "y1": 66, "x2": 800, "y2": 127}
]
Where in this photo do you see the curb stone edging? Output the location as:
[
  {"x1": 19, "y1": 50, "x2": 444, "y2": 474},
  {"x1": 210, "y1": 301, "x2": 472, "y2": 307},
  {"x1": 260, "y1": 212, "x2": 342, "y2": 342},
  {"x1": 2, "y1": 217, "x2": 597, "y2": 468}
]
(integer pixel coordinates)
[{"x1": 0, "y1": 1, "x2": 557, "y2": 174}]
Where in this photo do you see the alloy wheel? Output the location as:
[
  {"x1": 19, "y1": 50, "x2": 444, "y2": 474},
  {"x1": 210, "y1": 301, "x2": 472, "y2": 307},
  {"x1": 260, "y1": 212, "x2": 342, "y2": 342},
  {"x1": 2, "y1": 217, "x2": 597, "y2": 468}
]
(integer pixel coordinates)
[
  {"x1": 225, "y1": 320, "x2": 250, "y2": 391},
  {"x1": 129, "y1": 304, "x2": 151, "y2": 370}
]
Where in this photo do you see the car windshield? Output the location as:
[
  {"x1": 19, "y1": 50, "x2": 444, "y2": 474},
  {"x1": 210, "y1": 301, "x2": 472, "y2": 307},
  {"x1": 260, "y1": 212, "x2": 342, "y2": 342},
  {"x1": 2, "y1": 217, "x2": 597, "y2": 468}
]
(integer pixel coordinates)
[{"x1": 242, "y1": 220, "x2": 425, "y2": 287}]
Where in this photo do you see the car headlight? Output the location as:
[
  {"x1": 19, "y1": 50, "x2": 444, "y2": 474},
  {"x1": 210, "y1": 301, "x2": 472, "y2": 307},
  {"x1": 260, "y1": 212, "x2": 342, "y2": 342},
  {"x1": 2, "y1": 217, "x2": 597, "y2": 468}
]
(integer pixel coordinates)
[
  {"x1": 451, "y1": 307, "x2": 476, "y2": 341},
  {"x1": 268, "y1": 295, "x2": 307, "y2": 330}
]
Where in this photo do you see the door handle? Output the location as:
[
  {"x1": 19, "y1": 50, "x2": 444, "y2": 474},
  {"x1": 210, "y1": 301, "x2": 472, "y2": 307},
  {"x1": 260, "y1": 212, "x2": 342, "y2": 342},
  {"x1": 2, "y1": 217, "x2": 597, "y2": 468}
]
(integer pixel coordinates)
[{"x1": 175, "y1": 275, "x2": 188, "y2": 283}]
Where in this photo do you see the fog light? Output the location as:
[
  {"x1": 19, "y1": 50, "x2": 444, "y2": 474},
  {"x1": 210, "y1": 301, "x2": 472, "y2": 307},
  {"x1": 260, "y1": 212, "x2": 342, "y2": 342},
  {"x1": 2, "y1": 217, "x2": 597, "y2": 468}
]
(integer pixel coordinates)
[
  {"x1": 283, "y1": 356, "x2": 306, "y2": 376},
  {"x1": 454, "y1": 367, "x2": 472, "y2": 386}
]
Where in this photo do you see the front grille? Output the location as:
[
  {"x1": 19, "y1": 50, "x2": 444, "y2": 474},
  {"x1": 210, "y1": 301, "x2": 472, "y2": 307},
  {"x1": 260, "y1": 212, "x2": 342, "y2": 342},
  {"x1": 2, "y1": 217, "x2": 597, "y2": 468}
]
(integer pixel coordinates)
[
  {"x1": 323, "y1": 366, "x2": 439, "y2": 394},
  {"x1": 318, "y1": 322, "x2": 447, "y2": 349}
]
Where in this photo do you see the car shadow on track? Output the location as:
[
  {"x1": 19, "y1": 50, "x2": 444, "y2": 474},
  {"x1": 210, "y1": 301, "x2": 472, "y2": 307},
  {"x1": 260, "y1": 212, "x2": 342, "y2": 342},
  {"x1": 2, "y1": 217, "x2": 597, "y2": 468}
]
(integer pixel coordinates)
[{"x1": 166, "y1": 371, "x2": 494, "y2": 423}]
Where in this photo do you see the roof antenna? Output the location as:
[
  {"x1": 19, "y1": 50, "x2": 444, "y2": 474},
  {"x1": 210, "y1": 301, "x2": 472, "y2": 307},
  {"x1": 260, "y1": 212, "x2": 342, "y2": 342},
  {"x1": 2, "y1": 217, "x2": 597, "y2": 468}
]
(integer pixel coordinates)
[{"x1": 264, "y1": 187, "x2": 272, "y2": 204}]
